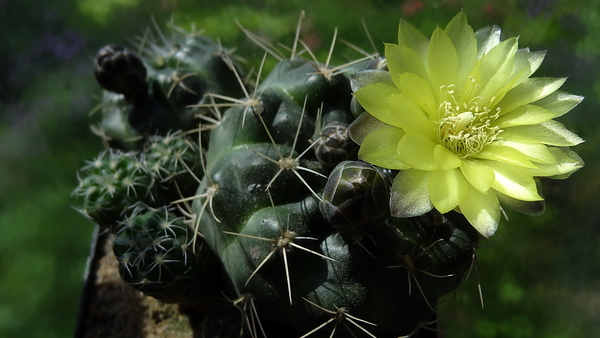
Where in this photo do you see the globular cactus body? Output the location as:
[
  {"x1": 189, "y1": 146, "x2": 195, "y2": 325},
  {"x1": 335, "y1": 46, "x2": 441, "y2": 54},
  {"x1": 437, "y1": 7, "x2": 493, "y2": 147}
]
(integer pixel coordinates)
[
  {"x1": 75, "y1": 20, "x2": 480, "y2": 338},
  {"x1": 112, "y1": 206, "x2": 222, "y2": 304}
]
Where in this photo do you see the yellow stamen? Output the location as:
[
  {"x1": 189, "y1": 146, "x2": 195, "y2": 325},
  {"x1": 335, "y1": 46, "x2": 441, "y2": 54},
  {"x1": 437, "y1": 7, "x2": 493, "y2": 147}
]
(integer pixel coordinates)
[{"x1": 436, "y1": 86, "x2": 502, "y2": 157}]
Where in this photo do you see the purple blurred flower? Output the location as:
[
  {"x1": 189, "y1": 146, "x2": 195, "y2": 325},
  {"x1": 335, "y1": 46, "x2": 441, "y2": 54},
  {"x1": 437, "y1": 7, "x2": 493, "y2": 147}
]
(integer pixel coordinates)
[
  {"x1": 526, "y1": 0, "x2": 557, "y2": 17},
  {"x1": 34, "y1": 30, "x2": 86, "y2": 61}
]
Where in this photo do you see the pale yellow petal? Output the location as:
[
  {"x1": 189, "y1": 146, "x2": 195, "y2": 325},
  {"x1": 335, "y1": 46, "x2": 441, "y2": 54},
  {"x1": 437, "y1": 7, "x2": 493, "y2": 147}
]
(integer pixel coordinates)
[
  {"x1": 474, "y1": 143, "x2": 536, "y2": 168},
  {"x1": 528, "y1": 147, "x2": 584, "y2": 179},
  {"x1": 388, "y1": 93, "x2": 436, "y2": 140},
  {"x1": 350, "y1": 69, "x2": 395, "y2": 92},
  {"x1": 428, "y1": 27, "x2": 458, "y2": 90},
  {"x1": 396, "y1": 133, "x2": 438, "y2": 170},
  {"x1": 429, "y1": 168, "x2": 470, "y2": 213},
  {"x1": 353, "y1": 83, "x2": 401, "y2": 127},
  {"x1": 501, "y1": 120, "x2": 585, "y2": 146},
  {"x1": 358, "y1": 127, "x2": 409, "y2": 170},
  {"x1": 476, "y1": 37, "x2": 518, "y2": 106},
  {"x1": 507, "y1": 50, "x2": 546, "y2": 88},
  {"x1": 460, "y1": 159, "x2": 496, "y2": 193},
  {"x1": 478, "y1": 37, "x2": 518, "y2": 83},
  {"x1": 444, "y1": 11, "x2": 477, "y2": 87},
  {"x1": 390, "y1": 169, "x2": 433, "y2": 217},
  {"x1": 484, "y1": 50, "x2": 547, "y2": 105},
  {"x1": 385, "y1": 43, "x2": 430, "y2": 90},
  {"x1": 459, "y1": 187, "x2": 500, "y2": 238},
  {"x1": 494, "y1": 104, "x2": 562, "y2": 128},
  {"x1": 434, "y1": 144, "x2": 462, "y2": 170},
  {"x1": 348, "y1": 112, "x2": 389, "y2": 145},
  {"x1": 397, "y1": 19, "x2": 430, "y2": 65},
  {"x1": 497, "y1": 77, "x2": 567, "y2": 114},
  {"x1": 498, "y1": 140, "x2": 556, "y2": 164},
  {"x1": 496, "y1": 190, "x2": 545, "y2": 216},
  {"x1": 487, "y1": 161, "x2": 543, "y2": 201},
  {"x1": 396, "y1": 73, "x2": 437, "y2": 116},
  {"x1": 532, "y1": 90, "x2": 584, "y2": 118},
  {"x1": 474, "y1": 25, "x2": 501, "y2": 58}
]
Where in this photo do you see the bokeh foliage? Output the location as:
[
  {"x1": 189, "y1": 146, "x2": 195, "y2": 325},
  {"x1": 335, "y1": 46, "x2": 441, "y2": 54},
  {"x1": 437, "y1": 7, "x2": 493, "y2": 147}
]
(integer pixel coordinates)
[{"x1": 0, "y1": 0, "x2": 598, "y2": 337}]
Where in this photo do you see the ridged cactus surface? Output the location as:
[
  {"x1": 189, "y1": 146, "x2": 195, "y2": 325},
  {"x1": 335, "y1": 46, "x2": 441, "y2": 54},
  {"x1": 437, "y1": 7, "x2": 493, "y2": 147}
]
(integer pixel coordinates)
[{"x1": 74, "y1": 19, "x2": 480, "y2": 338}]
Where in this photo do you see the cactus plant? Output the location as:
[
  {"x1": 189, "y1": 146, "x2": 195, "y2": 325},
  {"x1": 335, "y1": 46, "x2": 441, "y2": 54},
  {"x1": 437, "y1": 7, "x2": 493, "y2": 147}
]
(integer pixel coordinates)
[
  {"x1": 74, "y1": 11, "x2": 582, "y2": 338},
  {"x1": 112, "y1": 204, "x2": 222, "y2": 304}
]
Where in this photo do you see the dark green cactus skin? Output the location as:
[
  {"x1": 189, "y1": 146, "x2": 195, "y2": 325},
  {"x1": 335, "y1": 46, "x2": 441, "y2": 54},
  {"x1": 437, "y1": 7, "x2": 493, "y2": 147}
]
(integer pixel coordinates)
[{"x1": 74, "y1": 23, "x2": 482, "y2": 338}]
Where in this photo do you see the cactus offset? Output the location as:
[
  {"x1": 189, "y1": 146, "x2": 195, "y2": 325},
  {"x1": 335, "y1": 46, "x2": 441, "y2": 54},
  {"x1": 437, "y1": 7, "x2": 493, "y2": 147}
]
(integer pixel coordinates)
[{"x1": 112, "y1": 205, "x2": 222, "y2": 304}]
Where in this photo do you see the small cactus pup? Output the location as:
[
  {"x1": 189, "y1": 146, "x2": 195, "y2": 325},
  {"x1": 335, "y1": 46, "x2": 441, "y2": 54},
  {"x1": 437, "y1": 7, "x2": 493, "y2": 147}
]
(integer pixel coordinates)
[
  {"x1": 112, "y1": 205, "x2": 223, "y2": 304},
  {"x1": 91, "y1": 24, "x2": 244, "y2": 150},
  {"x1": 73, "y1": 131, "x2": 202, "y2": 229},
  {"x1": 94, "y1": 44, "x2": 149, "y2": 101},
  {"x1": 75, "y1": 21, "x2": 245, "y2": 227}
]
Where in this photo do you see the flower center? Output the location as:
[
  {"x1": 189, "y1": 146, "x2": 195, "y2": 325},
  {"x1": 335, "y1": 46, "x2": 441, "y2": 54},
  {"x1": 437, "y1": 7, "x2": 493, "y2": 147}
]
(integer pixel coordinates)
[{"x1": 436, "y1": 87, "x2": 502, "y2": 158}]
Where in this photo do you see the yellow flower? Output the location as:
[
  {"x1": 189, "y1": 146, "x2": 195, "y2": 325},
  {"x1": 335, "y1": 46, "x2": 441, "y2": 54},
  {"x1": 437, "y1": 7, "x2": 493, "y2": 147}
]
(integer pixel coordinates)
[{"x1": 349, "y1": 12, "x2": 584, "y2": 237}]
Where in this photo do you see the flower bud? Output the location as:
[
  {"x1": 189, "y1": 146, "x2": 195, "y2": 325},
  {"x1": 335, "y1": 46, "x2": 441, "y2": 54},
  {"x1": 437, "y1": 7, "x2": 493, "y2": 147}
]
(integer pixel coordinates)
[
  {"x1": 94, "y1": 44, "x2": 148, "y2": 100},
  {"x1": 320, "y1": 161, "x2": 391, "y2": 235}
]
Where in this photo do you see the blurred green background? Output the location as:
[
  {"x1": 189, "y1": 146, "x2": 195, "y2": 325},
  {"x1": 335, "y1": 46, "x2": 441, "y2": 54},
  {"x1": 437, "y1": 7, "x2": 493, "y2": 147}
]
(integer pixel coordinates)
[{"x1": 0, "y1": 0, "x2": 598, "y2": 337}]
